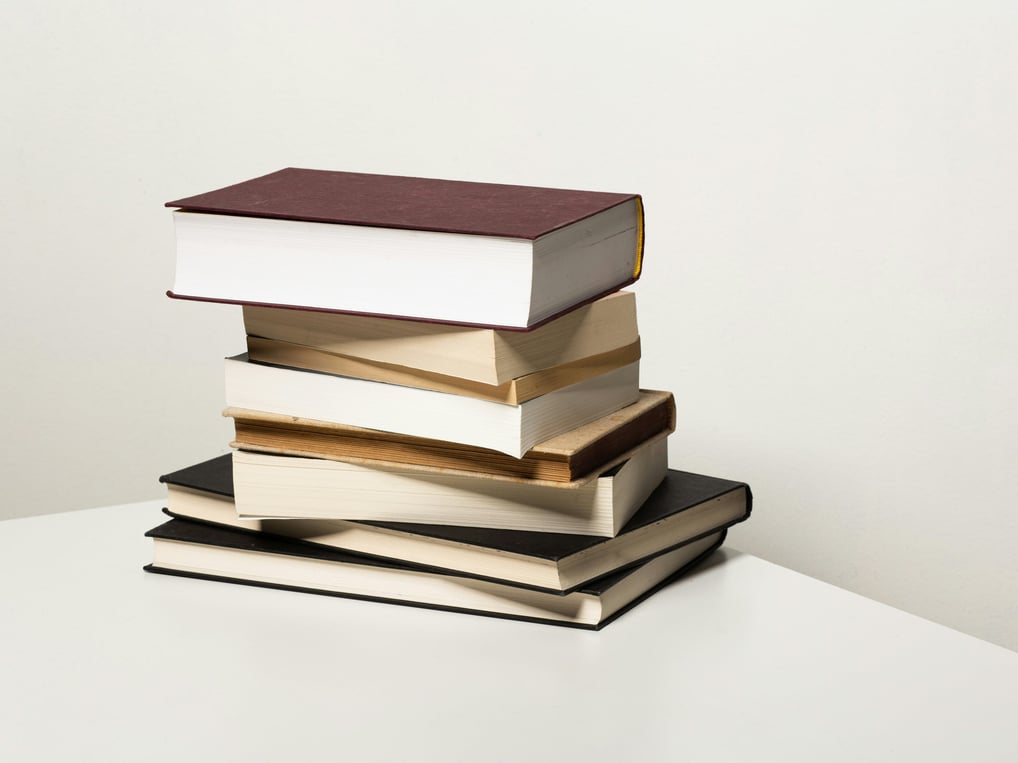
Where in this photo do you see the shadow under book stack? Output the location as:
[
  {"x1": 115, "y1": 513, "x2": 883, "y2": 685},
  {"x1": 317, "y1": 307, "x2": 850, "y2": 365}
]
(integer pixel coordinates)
[{"x1": 146, "y1": 168, "x2": 753, "y2": 630}]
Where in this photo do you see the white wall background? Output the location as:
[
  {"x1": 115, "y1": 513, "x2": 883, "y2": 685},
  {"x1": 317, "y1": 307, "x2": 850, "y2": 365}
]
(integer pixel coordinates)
[{"x1": 2, "y1": 1, "x2": 1016, "y2": 651}]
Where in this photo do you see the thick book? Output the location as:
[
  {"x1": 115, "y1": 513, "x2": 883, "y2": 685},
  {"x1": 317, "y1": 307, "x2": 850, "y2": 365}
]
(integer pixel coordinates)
[
  {"x1": 166, "y1": 169, "x2": 644, "y2": 329},
  {"x1": 243, "y1": 290, "x2": 639, "y2": 386},
  {"x1": 226, "y1": 390, "x2": 676, "y2": 485},
  {"x1": 160, "y1": 453, "x2": 751, "y2": 593},
  {"x1": 225, "y1": 353, "x2": 640, "y2": 459},
  {"x1": 246, "y1": 336, "x2": 641, "y2": 405},
  {"x1": 144, "y1": 517, "x2": 725, "y2": 630},
  {"x1": 231, "y1": 437, "x2": 668, "y2": 536}
]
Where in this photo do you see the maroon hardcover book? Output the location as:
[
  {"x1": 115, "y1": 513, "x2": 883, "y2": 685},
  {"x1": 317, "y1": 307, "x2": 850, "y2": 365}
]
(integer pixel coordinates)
[
  {"x1": 166, "y1": 168, "x2": 643, "y2": 242},
  {"x1": 165, "y1": 169, "x2": 645, "y2": 329}
]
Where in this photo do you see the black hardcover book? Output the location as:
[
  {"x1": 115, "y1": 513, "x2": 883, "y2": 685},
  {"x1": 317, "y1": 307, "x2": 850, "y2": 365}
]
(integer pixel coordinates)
[
  {"x1": 144, "y1": 517, "x2": 725, "y2": 630},
  {"x1": 160, "y1": 455, "x2": 751, "y2": 594}
]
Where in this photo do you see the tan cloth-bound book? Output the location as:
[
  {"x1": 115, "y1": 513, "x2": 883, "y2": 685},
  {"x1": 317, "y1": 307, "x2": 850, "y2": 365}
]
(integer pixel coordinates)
[
  {"x1": 243, "y1": 290, "x2": 639, "y2": 386},
  {"x1": 246, "y1": 336, "x2": 640, "y2": 405}
]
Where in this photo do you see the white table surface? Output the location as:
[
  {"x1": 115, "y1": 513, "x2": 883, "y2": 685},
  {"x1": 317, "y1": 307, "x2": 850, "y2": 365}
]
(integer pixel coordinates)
[{"x1": 2, "y1": 500, "x2": 1017, "y2": 762}]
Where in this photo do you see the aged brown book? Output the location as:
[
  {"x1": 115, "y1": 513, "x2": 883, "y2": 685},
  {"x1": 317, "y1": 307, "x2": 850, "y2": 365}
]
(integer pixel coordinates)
[
  {"x1": 243, "y1": 290, "x2": 639, "y2": 386},
  {"x1": 227, "y1": 389, "x2": 676, "y2": 485},
  {"x1": 166, "y1": 168, "x2": 644, "y2": 329}
]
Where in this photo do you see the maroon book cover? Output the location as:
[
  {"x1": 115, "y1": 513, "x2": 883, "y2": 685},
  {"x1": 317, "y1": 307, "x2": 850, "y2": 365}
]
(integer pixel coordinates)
[{"x1": 166, "y1": 168, "x2": 642, "y2": 242}]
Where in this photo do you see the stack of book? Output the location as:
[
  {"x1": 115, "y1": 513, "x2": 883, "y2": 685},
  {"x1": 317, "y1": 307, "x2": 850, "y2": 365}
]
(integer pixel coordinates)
[{"x1": 146, "y1": 168, "x2": 752, "y2": 629}]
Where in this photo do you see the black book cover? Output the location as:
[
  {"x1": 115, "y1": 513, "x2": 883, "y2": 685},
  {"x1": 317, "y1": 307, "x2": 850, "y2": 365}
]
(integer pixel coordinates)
[
  {"x1": 160, "y1": 454, "x2": 752, "y2": 563},
  {"x1": 144, "y1": 517, "x2": 725, "y2": 630}
]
